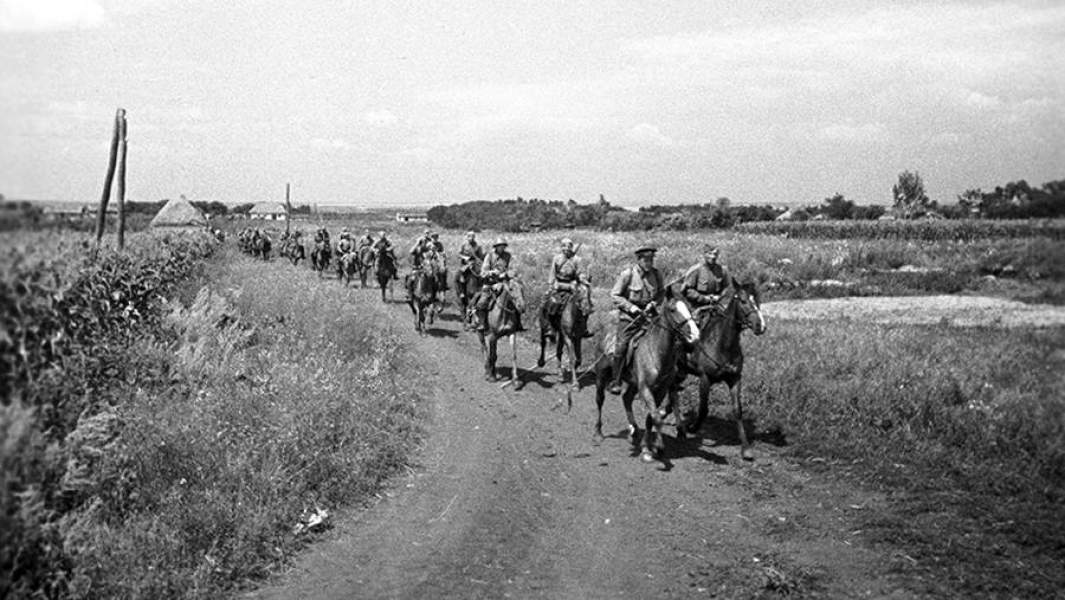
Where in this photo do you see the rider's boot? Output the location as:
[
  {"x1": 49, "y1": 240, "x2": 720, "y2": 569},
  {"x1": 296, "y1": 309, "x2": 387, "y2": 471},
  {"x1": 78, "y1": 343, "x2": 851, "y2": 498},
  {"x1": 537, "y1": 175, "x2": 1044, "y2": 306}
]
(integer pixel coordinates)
[
  {"x1": 514, "y1": 313, "x2": 526, "y2": 332},
  {"x1": 607, "y1": 352, "x2": 625, "y2": 395},
  {"x1": 475, "y1": 308, "x2": 488, "y2": 331}
]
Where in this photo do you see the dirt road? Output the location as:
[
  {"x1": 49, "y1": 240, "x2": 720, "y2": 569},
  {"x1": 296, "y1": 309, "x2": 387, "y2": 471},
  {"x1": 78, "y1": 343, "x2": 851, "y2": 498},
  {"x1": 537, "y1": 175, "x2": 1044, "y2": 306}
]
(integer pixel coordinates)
[{"x1": 247, "y1": 274, "x2": 917, "y2": 599}]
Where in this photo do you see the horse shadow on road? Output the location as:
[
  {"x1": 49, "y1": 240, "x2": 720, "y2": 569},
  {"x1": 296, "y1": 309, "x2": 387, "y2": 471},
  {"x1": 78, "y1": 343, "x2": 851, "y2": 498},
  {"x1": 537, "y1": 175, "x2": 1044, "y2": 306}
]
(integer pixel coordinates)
[
  {"x1": 689, "y1": 415, "x2": 789, "y2": 449},
  {"x1": 599, "y1": 428, "x2": 729, "y2": 469},
  {"x1": 424, "y1": 327, "x2": 459, "y2": 339}
]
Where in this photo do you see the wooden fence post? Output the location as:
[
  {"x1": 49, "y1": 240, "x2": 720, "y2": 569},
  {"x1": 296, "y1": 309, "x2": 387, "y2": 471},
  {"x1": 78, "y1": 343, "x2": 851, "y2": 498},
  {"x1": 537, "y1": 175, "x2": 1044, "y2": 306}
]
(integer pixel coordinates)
[
  {"x1": 285, "y1": 182, "x2": 291, "y2": 235},
  {"x1": 116, "y1": 111, "x2": 128, "y2": 249},
  {"x1": 95, "y1": 108, "x2": 124, "y2": 245}
]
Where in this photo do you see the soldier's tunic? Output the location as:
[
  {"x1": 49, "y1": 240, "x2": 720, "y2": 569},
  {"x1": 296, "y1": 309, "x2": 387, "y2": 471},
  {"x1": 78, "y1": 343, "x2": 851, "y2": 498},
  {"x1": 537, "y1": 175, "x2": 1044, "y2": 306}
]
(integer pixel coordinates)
[
  {"x1": 681, "y1": 262, "x2": 732, "y2": 308},
  {"x1": 476, "y1": 250, "x2": 512, "y2": 310},
  {"x1": 548, "y1": 253, "x2": 584, "y2": 291},
  {"x1": 610, "y1": 263, "x2": 665, "y2": 356},
  {"x1": 458, "y1": 242, "x2": 486, "y2": 276}
]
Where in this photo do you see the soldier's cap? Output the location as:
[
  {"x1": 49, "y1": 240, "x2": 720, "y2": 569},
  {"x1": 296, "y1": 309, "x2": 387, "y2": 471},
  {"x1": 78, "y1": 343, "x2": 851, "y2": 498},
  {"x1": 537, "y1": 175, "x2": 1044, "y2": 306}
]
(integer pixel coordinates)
[
  {"x1": 466, "y1": 230, "x2": 476, "y2": 237},
  {"x1": 424, "y1": 229, "x2": 432, "y2": 235},
  {"x1": 560, "y1": 237, "x2": 573, "y2": 247},
  {"x1": 492, "y1": 237, "x2": 508, "y2": 247},
  {"x1": 634, "y1": 246, "x2": 657, "y2": 256},
  {"x1": 702, "y1": 243, "x2": 719, "y2": 253},
  {"x1": 431, "y1": 232, "x2": 439, "y2": 238}
]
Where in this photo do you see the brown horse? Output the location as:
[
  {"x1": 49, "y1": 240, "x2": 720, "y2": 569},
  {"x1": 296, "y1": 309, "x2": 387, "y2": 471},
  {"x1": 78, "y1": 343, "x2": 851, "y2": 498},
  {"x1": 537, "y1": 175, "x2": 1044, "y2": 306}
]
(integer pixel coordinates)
[
  {"x1": 454, "y1": 258, "x2": 482, "y2": 330},
  {"x1": 310, "y1": 240, "x2": 331, "y2": 278},
  {"x1": 536, "y1": 282, "x2": 592, "y2": 408},
  {"x1": 356, "y1": 245, "x2": 375, "y2": 287},
  {"x1": 406, "y1": 263, "x2": 440, "y2": 334},
  {"x1": 677, "y1": 281, "x2": 767, "y2": 460},
  {"x1": 477, "y1": 277, "x2": 526, "y2": 389},
  {"x1": 373, "y1": 249, "x2": 397, "y2": 303},
  {"x1": 592, "y1": 290, "x2": 700, "y2": 463}
]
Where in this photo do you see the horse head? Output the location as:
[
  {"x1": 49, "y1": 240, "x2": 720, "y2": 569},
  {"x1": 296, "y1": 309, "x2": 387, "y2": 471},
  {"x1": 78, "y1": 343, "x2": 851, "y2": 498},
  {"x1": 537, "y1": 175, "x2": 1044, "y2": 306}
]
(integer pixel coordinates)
[
  {"x1": 734, "y1": 282, "x2": 767, "y2": 335},
  {"x1": 503, "y1": 276, "x2": 526, "y2": 313},
  {"x1": 661, "y1": 287, "x2": 700, "y2": 346}
]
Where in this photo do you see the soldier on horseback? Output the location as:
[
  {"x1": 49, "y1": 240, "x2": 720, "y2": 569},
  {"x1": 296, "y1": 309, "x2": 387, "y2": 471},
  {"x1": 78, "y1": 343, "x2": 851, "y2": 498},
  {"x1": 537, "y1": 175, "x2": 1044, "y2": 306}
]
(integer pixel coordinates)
[
  {"x1": 473, "y1": 238, "x2": 525, "y2": 332},
  {"x1": 337, "y1": 228, "x2": 355, "y2": 254},
  {"x1": 357, "y1": 230, "x2": 375, "y2": 250},
  {"x1": 680, "y1": 243, "x2": 733, "y2": 312},
  {"x1": 458, "y1": 231, "x2": 485, "y2": 274},
  {"x1": 542, "y1": 238, "x2": 593, "y2": 338},
  {"x1": 429, "y1": 232, "x2": 449, "y2": 292},
  {"x1": 607, "y1": 246, "x2": 664, "y2": 394},
  {"x1": 373, "y1": 231, "x2": 399, "y2": 280},
  {"x1": 314, "y1": 226, "x2": 330, "y2": 245}
]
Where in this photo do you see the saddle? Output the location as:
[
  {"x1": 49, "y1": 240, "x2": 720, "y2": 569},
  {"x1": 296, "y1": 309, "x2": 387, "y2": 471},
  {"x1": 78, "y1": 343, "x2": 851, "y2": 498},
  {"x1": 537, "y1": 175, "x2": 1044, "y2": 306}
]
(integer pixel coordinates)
[{"x1": 603, "y1": 325, "x2": 650, "y2": 375}]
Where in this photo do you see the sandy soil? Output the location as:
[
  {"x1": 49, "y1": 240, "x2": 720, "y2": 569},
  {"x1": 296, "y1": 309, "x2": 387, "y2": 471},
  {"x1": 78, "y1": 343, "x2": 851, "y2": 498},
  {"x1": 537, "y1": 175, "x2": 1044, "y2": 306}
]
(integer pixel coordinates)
[
  {"x1": 763, "y1": 295, "x2": 1065, "y2": 328},
  {"x1": 244, "y1": 269, "x2": 942, "y2": 599}
]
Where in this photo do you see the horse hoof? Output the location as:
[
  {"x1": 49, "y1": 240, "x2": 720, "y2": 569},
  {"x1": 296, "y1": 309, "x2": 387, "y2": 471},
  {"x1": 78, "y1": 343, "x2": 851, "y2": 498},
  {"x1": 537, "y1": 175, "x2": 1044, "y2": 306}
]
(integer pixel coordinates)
[
  {"x1": 536, "y1": 359, "x2": 545, "y2": 368},
  {"x1": 640, "y1": 450, "x2": 655, "y2": 463},
  {"x1": 741, "y1": 448, "x2": 754, "y2": 461},
  {"x1": 513, "y1": 380, "x2": 524, "y2": 391}
]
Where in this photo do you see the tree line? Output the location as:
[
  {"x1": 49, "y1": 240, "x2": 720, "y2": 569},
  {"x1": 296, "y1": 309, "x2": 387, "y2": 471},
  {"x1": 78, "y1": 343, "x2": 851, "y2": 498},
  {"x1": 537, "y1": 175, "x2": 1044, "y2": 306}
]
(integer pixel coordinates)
[{"x1": 426, "y1": 173, "x2": 1065, "y2": 232}]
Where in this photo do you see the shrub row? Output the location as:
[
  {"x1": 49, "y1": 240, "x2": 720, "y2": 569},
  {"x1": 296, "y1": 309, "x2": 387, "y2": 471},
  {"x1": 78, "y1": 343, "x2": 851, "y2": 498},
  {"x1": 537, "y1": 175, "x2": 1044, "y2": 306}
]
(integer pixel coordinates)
[{"x1": 735, "y1": 219, "x2": 1065, "y2": 241}]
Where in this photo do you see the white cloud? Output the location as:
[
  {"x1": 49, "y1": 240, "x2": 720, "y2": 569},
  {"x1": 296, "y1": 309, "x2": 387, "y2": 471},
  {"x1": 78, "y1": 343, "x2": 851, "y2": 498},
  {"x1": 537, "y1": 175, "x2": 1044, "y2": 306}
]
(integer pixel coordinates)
[
  {"x1": 817, "y1": 122, "x2": 888, "y2": 143},
  {"x1": 627, "y1": 123, "x2": 673, "y2": 147},
  {"x1": 965, "y1": 91, "x2": 1002, "y2": 111},
  {"x1": 310, "y1": 138, "x2": 351, "y2": 150},
  {"x1": 361, "y1": 109, "x2": 398, "y2": 127},
  {"x1": 0, "y1": 0, "x2": 106, "y2": 32}
]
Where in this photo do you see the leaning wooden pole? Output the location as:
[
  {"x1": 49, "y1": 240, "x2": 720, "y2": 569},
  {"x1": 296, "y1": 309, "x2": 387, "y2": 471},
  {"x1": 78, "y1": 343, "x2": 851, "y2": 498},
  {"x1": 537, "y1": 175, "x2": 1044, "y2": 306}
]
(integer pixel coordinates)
[
  {"x1": 116, "y1": 112, "x2": 128, "y2": 249},
  {"x1": 285, "y1": 182, "x2": 291, "y2": 235},
  {"x1": 95, "y1": 108, "x2": 124, "y2": 245}
]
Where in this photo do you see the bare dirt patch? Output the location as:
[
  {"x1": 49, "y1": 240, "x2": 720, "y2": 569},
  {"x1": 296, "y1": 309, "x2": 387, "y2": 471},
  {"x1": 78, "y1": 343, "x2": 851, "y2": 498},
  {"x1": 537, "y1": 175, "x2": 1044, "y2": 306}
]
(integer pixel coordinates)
[{"x1": 764, "y1": 295, "x2": 1065, "y2": 328}]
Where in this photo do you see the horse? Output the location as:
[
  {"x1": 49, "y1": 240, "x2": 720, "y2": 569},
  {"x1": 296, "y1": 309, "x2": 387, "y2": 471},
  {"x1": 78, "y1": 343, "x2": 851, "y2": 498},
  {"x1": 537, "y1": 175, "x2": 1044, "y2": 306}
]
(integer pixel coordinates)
[
  {"x1": 252, "y1": 234, "x2": 271, "y2": 260},
  {"x1": 337, "y1": 251, "x2": 359, "y2": 286},
  {"x1": 310, "y1": 240, "x2": 332, "y2": 278},
  {"x1": 406, "y1": 263, "x2": 440, "y2": 334},
  {"x1": 477, "y1": 277, "x2": 526, "y2": 389},
  {"x1": 373, "y1": 249, "x2": 397, "y2": 303},
  {"x1": 282, "y1": 239, "x2": 305, "y2": 266},
  {"x1": 677, "y1": 282, "x2": 767, "y2": 460},
  {"x1": 356, "y1": 245, "x2": 375, "y2": 287},
  {"x1": 592, "y1": 290, "x2": 700, "y2": 463},
  {"x1": 536, "y1": 282, "x2": 593, "y2": 406},
  {"x1": 454, "y1": 258, "x2": 482, "y2": 329}
]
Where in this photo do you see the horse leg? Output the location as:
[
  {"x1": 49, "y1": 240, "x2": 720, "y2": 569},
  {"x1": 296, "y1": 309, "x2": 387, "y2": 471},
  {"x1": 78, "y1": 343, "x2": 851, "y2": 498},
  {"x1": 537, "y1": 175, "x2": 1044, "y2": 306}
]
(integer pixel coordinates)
[
  {"x1": 510, "y1": 333, "x2": 524, "y2": 390},
  {"x1": 622, "y1": 387, "x2": 639, "y2": 446},
  {"x1": 731, "y1": 379, "x2": 753, "y2": 461},
  {"x1": 594, "y1": 373, "x2": 606, "y2": 440},
  {"x1": 537, "y1": 325, "x2": 548, "y2": 368},
  {"x1": 694, "y1": 375, "x2": 711, "y2": 441},
  {"x1": 484, "y1": 336, "x2": 497, "y2": 381},
  {"x1": 638, "y1": 385, "x2": 665, "y2": 462}
]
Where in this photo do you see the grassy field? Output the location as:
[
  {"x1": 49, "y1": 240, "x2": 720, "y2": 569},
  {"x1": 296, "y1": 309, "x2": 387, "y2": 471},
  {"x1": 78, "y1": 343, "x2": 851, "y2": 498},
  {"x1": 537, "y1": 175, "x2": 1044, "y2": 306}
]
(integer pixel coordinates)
[{"x1": 2, "y1": 234, "x2": 427, "y2": 598}]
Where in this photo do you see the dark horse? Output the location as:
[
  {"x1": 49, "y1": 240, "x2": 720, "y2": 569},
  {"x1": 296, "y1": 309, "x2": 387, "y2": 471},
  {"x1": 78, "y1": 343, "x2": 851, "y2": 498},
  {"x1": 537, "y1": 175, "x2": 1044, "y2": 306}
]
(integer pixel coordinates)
[
  {"x1": 592, "y1": 290, "x2": 700, "y2": 463},
  {"x1": 252, "y1": 234, "x2": 271, "y2": 260},
  {"x1": 281, "y1": 239, "x2": 305, "y2": 266},
  {"x1": 477, "y1": 277, "x2": 526, "y2": 389},
  {"x1": 310, "y1": 240, "x2": 331, "y2": 278},
  {"x1": 677, "y1": 282, "x2": 766, "y2": 460},
  {"x1": 536, "y1": 282, "x2": 592, "y2": 407},
  {"x1": 356, "y1": 245, "x2": 375, "y2": 287},
  {"x1": 373, "y1": 249, "x2": 397, "y2": 303},
  {"x1": 406, "y1": 263, "x2": 440, "y2": 334},
  {"x1": 454, "y1": 258, "x2": 482, "y2": 330}
]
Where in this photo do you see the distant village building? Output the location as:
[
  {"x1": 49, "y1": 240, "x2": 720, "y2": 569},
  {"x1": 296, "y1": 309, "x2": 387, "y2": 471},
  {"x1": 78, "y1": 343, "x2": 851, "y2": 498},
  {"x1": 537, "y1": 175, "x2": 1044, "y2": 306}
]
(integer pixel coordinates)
[
  {"x1": 395, "y1": 212, "x2": 428, "y2": 223},
  {"x1": 250, "y1": 202, "x2": 287, "y2": 220}
]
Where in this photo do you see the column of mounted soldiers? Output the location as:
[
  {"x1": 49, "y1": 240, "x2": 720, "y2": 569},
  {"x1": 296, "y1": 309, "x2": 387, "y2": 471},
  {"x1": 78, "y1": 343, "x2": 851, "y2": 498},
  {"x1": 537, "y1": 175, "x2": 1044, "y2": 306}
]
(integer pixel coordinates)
[{"x1": 266, "y1": 227, "x2": 734, "y2": 392}]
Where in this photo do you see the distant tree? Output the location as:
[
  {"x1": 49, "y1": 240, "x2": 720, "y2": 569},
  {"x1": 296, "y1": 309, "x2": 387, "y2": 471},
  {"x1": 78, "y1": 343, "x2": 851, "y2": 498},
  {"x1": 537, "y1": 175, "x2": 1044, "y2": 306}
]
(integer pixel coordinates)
[
  {"x1": 957, "y1": 189, "x2": 984, "y2": 217},
  {"x1": 853, "y1": 204, "x2": 886, "y2": 220},
  {"x1": 821, "y1": 193, "x2": 855, "y2": 219},
  {"x1": 892, "y1": 170, "x2": 932, "y2": 219},
  {"x1": 231, "y1": 203, "x2": 255, "y2": 214}
]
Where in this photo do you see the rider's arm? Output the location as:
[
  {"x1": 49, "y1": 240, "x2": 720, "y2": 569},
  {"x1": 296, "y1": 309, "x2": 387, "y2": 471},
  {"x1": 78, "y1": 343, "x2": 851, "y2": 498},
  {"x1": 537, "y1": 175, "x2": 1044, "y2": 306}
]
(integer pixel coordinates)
[
  {"x1": 610, "y1": 269, "x2": 638, "y2": 314},
  {"x1": 682, "y1": 266, "x2": 710, "y2": 305}
]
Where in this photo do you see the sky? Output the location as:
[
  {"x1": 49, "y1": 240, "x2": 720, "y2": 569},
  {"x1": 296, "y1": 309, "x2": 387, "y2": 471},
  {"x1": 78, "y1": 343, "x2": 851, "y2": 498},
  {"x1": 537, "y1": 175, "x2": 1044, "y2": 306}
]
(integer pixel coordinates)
[{"x1": 1, "y1": 0, "x2": 1063, "y2": 208}]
